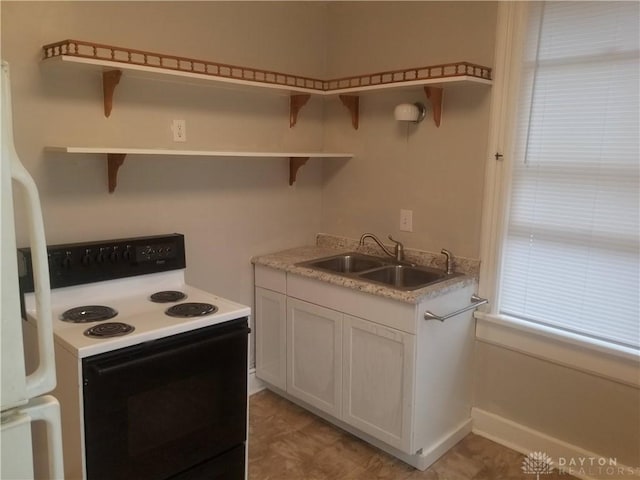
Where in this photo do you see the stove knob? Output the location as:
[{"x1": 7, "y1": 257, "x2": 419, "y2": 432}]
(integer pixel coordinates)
[
  {"x1": 62, "y1": 252, "x2": 72, "y2": 269},
  {"x1": 96, "y1": 248, "x2": 107, "y2": 264},
  {"x1": 81, "y1": 249, "x2": 92, "y2": 266},
  {"x1": 109, "y1": 248, "x2": 119, "y2": 263},
  {"x1": 123, "y1": 246, "x2": 132, "y2": 262}
]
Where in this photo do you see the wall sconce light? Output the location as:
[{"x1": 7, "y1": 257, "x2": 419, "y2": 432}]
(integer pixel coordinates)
[{"x1": 394, "y1": 102, "x2": 427, "y2": 123}]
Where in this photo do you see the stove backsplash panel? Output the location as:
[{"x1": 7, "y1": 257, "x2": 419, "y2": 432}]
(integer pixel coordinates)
[{"x1": 18, "y1": 233, "x2": 186, "y2": 293}]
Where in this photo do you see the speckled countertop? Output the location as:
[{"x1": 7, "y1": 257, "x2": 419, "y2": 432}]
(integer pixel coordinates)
[{"x1": 251, "y1": 234, "x2": 479, "y2": 304}]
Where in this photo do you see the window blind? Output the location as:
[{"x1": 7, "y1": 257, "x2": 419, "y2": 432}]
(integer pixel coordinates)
[{"x1": 500, "y1": 2, "x2": 640, "y2": 350}]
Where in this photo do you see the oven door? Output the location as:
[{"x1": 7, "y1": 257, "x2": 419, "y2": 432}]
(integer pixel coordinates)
[{"x1": 82, "y1": 318, "x2": 249, "y2": 480}]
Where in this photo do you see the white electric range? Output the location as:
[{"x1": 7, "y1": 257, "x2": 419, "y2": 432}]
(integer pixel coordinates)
[
  {"x1": 24, "y1": 269, "x2": 250, "y2": 358},
  {"x1": 19, "y1": 233, "x2": 251, "y2": 480}
]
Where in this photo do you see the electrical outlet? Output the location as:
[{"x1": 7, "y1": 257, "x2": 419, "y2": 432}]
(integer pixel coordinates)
[
  {"x1": 172, "y1": 119, "x2": 186, "y2": 142},
  {"x1": 400, "y1": 209, "x2": 413, "y2": 232}
]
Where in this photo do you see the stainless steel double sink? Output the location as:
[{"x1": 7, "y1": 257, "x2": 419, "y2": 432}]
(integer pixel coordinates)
[{"x1": 297, "y1": 252, "x2": 458, "y2": 291}]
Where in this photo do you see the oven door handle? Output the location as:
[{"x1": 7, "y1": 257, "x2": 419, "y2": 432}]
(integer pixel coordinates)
[{"x1": 90, "y1": 326, "x2": 250, "y2": 377}]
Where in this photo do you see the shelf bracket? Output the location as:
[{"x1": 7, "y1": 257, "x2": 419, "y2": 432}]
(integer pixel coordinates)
[
  {"x1": 339, "y1": 95, "x2": 359, "y2": 130},
  {"x1": 424, "y1": 87, "x2": 443, "y2": 127},
  {"x1": 289, "y1": 157, "x2": 309, "y2": 185},
  {"x1": 107, "y1": 153, "x2": 126, "y2": 193},
  {"x1": 103, "y1": 70, "x2": 122, "y2": 118},
  {"x1": 289, "y1": 94, "x2": 310, "y2": 128}
]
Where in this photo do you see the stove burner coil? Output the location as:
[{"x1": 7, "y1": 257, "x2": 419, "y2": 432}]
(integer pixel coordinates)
[
  {"x1": 61, "y1": 305, "x2": 118, "y2": 323},
  {"x1": 84, "y1": 322, "x2": 135, "y2": 338},
  {"x1": 150, "y1": 291, "x2": 187, "y2": 303},
  {"x1": 165, "y1": 302, "x2": 217, "y2": 318}
]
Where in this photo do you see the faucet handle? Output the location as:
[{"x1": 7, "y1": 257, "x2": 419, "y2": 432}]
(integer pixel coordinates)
[
  {"x1": 388, "y1": 235, "x2": 402, "y2": 247},
  {"x1": 388, "y1": 235, "x2": 404, "y2": 261},
  {"x1": 441, "y1": 248, "x2": 454, "y2": 275}
]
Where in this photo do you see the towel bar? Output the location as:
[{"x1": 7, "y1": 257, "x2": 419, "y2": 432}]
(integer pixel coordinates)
[{"x1": 423, "y1": 294, "x2": 488, "y2": 322}]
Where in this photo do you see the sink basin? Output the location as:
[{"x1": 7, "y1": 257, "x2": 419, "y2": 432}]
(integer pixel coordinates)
[
  {"x1": 301, "y1": 252, "x2": 387, "y2": 274},
  {"x1": 298, "y1": 252, "x2": 457, "y2": 291},
  {"x1": 358, "y1": 265, "x2": 448, "y2": 290}
]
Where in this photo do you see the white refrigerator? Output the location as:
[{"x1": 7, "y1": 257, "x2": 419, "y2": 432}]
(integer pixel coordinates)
[{"x1": 0, "y1": 61, "x2": 64, "y2": 479}]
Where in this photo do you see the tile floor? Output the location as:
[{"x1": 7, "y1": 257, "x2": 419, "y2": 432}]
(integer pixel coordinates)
[{"x1": 248, "y1": 389, "x2": 575, "y2": 480}]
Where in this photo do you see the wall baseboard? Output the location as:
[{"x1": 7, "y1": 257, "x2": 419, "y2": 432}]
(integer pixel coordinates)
[
  {"x1": 471, "y1": 408, "x2": 638, "y2": 480},
  {"x1": 249, "y1": 368, "x2": 266, "y2": 396}
]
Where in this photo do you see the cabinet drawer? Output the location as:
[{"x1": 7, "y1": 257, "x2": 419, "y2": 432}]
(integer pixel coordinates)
[
  {"x1": 254, "y1": 265, "x2": 286, "y2": 293},
  {"x1": 287, "y1": 274, "x2": 416, "y2": 334}
]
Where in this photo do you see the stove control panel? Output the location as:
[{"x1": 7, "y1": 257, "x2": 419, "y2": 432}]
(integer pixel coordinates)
[
  {"x1": 136, "y1": 242, "x2": 177, "y2": 263},
  {"x1": 18, "y1": 233, "x2": 186, "y2": 292}
]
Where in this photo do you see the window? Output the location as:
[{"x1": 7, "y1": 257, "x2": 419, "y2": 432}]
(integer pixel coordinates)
[{"x1": 478, "y1": 2, "x2": 639, "y2": 382}]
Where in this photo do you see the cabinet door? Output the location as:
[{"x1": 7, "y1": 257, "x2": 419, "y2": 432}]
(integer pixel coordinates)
[
  {"x1": 287, "y1": 298, "x2": 342, "y2": 418},
  {"x1": 342, "y1": 314, "x2": 415, "y2": 453},
  {"x1": 255, "y1": 287, "x2": 287, "y2": 390}
]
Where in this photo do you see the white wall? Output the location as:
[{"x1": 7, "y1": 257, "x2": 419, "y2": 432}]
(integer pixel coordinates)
[
  {"x1": 325, "y1": 1, "x2": 497, "y2": 76},
  {"x1": 322, "y1": 2, "x2": 497, "y2": 258},
  {"x1": 1, "y1": 1, "x2": 329, "y2": 367},
  {"x1": 474, "y1": 342, "x2": 640, "y2": 466}
]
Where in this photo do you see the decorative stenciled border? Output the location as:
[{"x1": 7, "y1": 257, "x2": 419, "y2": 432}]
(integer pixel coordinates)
[{"x1": 42, "y1": 39, "x2": 492, "y2": 93}]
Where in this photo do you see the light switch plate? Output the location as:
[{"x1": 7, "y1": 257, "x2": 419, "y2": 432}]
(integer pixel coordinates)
[
  {"x1": 400, "y1": 209, "x2": 413, "y2": 232},
  {"x1": 172, "y1": 119, "x2": 186, "y2": 142}
]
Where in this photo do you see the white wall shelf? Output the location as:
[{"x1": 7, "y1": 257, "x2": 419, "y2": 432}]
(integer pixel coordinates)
[
  {"x1": 42, "y1": 39, "x2": 493, "y2": 128},
  {"x1": 46, "y1": 147, "x2": 353, "y2": 192}
]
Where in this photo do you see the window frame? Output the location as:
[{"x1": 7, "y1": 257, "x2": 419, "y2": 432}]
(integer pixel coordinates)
[{"x1": 476, "y1": 1, "x2": 640, "y2": 387}]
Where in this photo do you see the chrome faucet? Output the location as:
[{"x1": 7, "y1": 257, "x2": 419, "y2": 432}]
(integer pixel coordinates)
[
  {"x1": 359, "y1": 233, "x2": 405, "y2": 262},
  {"x1": 441, "y1": 248, "x2": 454, "y2": 275}
]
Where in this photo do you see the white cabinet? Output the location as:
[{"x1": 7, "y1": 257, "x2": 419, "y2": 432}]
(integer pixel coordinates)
[
  {"x1": 286, "y1": 298, "x2": 343, "y2": 418},
  {"x1": 255, "y1": 287, "x2": 287, "y2": 390},
  {"x1": 342, "y1": 314, "x2": 415, "y2": 452},
  {"x1": 254, "y1": 263, "x2": 476, "y2": 471}
]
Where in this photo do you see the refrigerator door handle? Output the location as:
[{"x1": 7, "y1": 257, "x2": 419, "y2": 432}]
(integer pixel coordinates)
[
  {"x1": 4, "y1": 62, "x2": 56, "y2": 399},
  {"x1": 24, "y1": 395, "x2": 65, "y2": 479}
]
